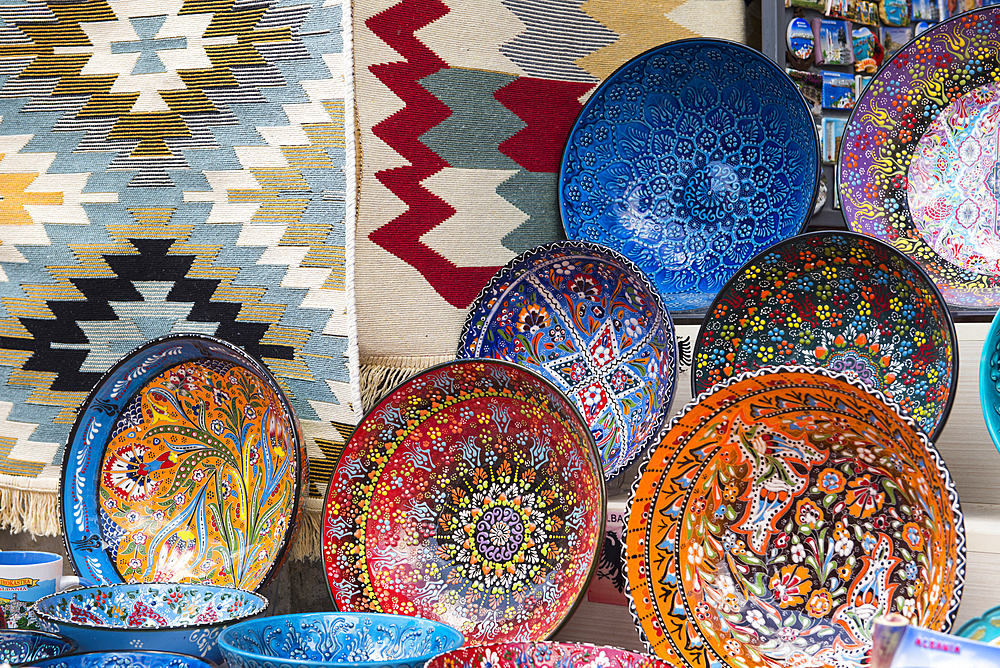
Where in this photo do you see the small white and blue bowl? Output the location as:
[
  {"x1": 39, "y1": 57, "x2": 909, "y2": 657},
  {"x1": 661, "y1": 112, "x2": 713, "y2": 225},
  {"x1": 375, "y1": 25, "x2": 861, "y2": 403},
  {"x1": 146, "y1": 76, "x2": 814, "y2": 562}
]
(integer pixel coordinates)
[
  {"x1": 218, "y1": 612, "x2": 465, "y2": 668},
  {"x1": 0, "y1": 628, "x2": 78, "y2": 666},
  {"x1": 30, "y1": 650, "x2": 217, "y2": 668},
  {"x1": 32, "y1": 583, "x2": 267, "y2": 663}
]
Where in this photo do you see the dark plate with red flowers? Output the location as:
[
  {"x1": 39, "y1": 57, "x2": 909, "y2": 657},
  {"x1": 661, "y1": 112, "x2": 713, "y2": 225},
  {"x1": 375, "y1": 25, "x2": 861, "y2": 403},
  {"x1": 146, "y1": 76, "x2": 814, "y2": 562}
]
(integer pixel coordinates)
[
  {"x1": 458, "y1": 241, "x2": 677, "y2": 483},
  {"x1": 60, "y1": 334, "x2": 306, "y2": 593},
  {"x1": 626, "y1": 366, "x2": 965, "y2": 668},
  {"x1": 839, "y1": 6, "x2": 1000, "y2": 307},
  {"x1": 321, "y1": 359, "x2": 605, "y2": 645},
  {"x1": 693, "y1": 231, "x2": 957, "y2": 440}
]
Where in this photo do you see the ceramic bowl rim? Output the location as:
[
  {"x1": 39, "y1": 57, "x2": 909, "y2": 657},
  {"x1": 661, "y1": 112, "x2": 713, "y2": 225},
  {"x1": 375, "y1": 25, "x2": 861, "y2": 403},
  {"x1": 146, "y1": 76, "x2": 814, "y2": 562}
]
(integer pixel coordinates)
[
  {"x1": 423, "y1": 640, "x2": 676, "y2": 668},
  {"x1": 691, "y1": 229, "x2": 960, "y2": 442},
  {"x1": 956, "y1": 602, "x2": 1000, "y2": 641},
  {"x1": 58, "y1": 333, "x2": 306, "y2": 594},
  {"x1": 557, "y1": 37, "x2": 822, "y2": 303},
  {"x1": 456, "y1": 239, "x2": 679, "y2": 483},
  {"x1": 0, "y1": 627, "x2": 79, "y2": 664},
  {"x1": 28, "y1": 649, "x2": 218, "y2": 668},
  {"x1": 979, "y1": 309, "x2": 1000, "y2": 455},
  {"x1": 623, "y1": 364, "x2": 967, "y2": 660},
  {"x1": 32, "y1": 583, "x2": 269, "y2": 632},
  {"x1": 320, "y1": 357, "x2": 607, "y2": 642},
  {"x1": 217, "y1": 612, "x2": 465, "y2": 668}
]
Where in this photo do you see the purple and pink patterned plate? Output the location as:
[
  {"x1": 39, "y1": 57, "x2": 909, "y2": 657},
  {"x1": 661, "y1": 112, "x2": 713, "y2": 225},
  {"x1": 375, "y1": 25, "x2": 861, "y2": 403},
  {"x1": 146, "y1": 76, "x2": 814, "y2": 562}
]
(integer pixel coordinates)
[
  {"x1": 839, "y1": 6, "x2": 1000, "y2": 307},
  {"x1": 693, "y1": 231, "x2": 957, "y2": 440},
  {"x1": 459, "y1": 241, "x2": 677, "y2": 482},
  {"x1": 626, "y1": 366, "x2": 965, "y2": 668},
  {"x1": 321, "y1": 359, "x2": 605, "y2": 645}
]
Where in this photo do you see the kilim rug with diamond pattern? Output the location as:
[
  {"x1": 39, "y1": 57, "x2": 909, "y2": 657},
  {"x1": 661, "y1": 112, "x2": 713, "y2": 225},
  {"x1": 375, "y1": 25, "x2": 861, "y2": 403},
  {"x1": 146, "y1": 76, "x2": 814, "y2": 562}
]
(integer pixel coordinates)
[
  {"x1": 0, "y1": 0, "x2": 361, "y2": 557},
  {"x1": 354, "y1": 0, "x2": 747, "y2": 404}
]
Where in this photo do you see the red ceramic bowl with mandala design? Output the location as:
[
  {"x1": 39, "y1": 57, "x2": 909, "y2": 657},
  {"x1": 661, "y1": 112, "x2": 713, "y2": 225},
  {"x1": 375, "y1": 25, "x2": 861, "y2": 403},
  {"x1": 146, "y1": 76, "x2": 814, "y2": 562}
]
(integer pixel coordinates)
[
  {"x1": 426, "y1": 642, "x2": 683, "y2": 668},
  {"x1": 625, "y1": 366, "x2": 965, "y2": 668},
  {"x1": 322, "y1": 359, "x2": 605, "y2": 645}
]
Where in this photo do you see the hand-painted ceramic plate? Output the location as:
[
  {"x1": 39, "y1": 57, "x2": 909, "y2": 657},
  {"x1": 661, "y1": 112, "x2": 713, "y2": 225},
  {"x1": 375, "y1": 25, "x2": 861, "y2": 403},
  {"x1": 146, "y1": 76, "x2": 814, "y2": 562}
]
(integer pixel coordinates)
[
  {"x1": 321, "y1": 359, "x2": 605, "y2": 645},
  {"x1": 61, "y1": 335, "x2": 306, "y2": 593},
  {"x1": 693, "y1": 231, "x2": 958, "y2": 440},
  {"x1": 459, "y1": 241, "x2": 677, "y2": 482},
  {"x1": 625, "y1": 367, "x2": 965, "y2": 668},
  {"x1": 559, "y1": 39, "x2": 820, "y2": 311},
  {"x1": 956, "y1": 605, "x2": 1000, "y2": 645},
  {"x1": 979, "y1": 309, "x2": 1000, "y2": 454},
  {"x1": 426, "y1": 642, "x2": 681, "y2": 668},
  {"x1": 839, "y1": 7, "x2": 1000, "y2": 307}
]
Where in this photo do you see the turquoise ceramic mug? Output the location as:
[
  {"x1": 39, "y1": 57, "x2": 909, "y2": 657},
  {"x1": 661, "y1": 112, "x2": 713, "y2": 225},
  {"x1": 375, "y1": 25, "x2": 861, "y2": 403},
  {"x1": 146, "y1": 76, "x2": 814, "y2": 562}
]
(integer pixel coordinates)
[{"x1": 0, "y1": 552, "x2": 81, "y2": 629}]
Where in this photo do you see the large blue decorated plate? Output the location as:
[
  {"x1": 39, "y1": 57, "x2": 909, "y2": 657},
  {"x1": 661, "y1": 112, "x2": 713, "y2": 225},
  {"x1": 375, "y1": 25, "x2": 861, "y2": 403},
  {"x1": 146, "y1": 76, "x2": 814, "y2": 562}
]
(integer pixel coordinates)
[
  {"x1": 60, "y1": 334, "x2": 306, "y2": 594},
  {"x1": 559, "y1": 39, "x2": 820, "y2": 311},
  {"x1": 458, "y1": 241, "x2": 677, "y2": 481}
]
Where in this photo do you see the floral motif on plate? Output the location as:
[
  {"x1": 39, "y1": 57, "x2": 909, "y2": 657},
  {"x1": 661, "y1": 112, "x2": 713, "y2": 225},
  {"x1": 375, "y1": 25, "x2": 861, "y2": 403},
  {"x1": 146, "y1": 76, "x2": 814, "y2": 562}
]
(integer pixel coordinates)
[
  {"x1": 560, "y1": 40, "x2": 819, "y2": 310},
  {"x1": 840, "y1": 7, "x2": 1000, "y2": 306},
  {"x1": 625, "y1": 368, "x2": 965, "y2": 668},
  {"x1": 459, "y1": 241, "x2": 677, "y2": 481},
  {"x1": 61, "y1": 335, "x2": 305, "y2": 593},
  {"x1": 425, "y1": 642, "x2": 682, "y2": 668},
  {"x1": 693, "y1": 232, "x2": 957, "y2": 440},
  {"x1": 321, "y1": 360, "x2": 605, "y2": 645},
  {"x1": 36, "y1": 585, "x2": 261, "y2": 629}
]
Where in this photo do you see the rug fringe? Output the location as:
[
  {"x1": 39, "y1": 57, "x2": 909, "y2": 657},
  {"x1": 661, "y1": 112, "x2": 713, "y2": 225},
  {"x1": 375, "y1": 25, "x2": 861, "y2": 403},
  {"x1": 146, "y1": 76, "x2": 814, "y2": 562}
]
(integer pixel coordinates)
[
  {"x1": 359, "y1": 355, "x2": 455, "y2": 411},
  {"x1": 0, "y1": 482, "x2": 59, "y2": 537},
  {"x1": 288, "y1": 506, "x2": 323, "y2": 562}
]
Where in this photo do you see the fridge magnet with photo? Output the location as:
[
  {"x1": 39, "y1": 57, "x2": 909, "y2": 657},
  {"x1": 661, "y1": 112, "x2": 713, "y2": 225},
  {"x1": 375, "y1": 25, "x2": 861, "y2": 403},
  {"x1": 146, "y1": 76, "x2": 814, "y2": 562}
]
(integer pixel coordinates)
[
  {"x1": 822, "y1": 70, "x2": 856, "y2": 109},
  {"x1": 787, "y1": 68, "x2": 824, "y2": 116},
  {"x1": 787, "y1": 16, "x2": 815, "y2": 69},
  {"x1": 852, "y1": 26, "x2": 883, "y2": 73},
  {"x1": 878, "y1": 0, "x2": 910, "y2": 26},
  {"x1": 881, "y1": 26, "x2": 912, "y2": 57},
  {"x1": 813, "y1": 18, "x2": 854, "y2": 65}
]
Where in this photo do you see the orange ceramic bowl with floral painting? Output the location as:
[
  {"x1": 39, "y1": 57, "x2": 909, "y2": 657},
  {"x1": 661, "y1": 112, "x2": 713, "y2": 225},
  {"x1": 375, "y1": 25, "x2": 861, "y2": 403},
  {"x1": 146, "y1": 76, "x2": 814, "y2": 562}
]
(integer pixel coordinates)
[
  {"x1": 61, "y1": 335, "x2": 306, "y2": 594},
  {"x1": 625, "y1": 366, "x2": 964, "y2": 668}
]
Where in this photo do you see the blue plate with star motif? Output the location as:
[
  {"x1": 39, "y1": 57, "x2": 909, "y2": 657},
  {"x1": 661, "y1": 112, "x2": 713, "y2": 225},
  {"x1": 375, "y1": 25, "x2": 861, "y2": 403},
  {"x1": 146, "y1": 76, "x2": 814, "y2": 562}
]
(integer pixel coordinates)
[
  {"x1": 559, "y1": 39, "x2": 820, "y2": 311},
  {"x1": 458, "y1": 241, "x2": 677, "y2": 483}
]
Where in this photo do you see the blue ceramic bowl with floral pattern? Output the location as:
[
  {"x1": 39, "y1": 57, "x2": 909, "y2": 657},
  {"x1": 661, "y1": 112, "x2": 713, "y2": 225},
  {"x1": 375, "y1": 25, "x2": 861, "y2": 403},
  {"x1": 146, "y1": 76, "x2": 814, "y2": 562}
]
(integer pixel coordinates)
[
  {"x1": 32, "y1": 583, "x2": 267, "y2": 663},
  {"x1": 0, "y1": 628, "x2": 78, "y2": 666},
  {"x1": 218, "y1": 612, "x2": 464, "y2": 668},
  {"x1": 30, "y1": 650, "x2": 217, "y2": 668},
  {"x1": 459, "y1": 241, "x2": 677, "y2": 484}
]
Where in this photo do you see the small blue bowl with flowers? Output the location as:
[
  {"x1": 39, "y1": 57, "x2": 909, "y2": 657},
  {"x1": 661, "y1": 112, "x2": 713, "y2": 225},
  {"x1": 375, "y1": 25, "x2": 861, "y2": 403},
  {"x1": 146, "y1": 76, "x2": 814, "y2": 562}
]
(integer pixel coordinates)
[
  {"x1": 218, "y1": 612, "x2": 464, "y2": 668},
  {"x1": 0, "y1": 628, "x2": 78, "y2": 666},
  {"x1": 32, "y1": 583, "x2": 266, "y2": 663},
  {"x1": 30, "y1": 649, "x2": 217, "y2": 668}
]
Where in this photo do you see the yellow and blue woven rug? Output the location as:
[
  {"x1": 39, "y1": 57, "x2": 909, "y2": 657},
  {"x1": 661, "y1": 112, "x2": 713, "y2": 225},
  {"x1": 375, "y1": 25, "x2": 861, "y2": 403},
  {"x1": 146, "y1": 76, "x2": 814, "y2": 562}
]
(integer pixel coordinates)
[{"x1": 0, "y1": 0, "x2": 361, "y2": 554}]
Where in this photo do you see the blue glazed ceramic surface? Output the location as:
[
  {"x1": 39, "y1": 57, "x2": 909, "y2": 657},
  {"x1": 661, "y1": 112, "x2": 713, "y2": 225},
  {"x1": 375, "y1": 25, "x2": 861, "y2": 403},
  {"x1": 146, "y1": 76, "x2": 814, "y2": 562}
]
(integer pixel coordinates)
[
  {"x1": 218, "y1": 613, "x2": 465, "y2": 668},
  {"x1": 33, "y1": 583, "x2": 267, "y2": 663},
  {"x1": 559, "y1": 39, "x2": 819, "y2": 311},
  {"x1": 458, "y1": 241, "x2": 677, "y2": 481},
  {"x1": 980, "y1": 310, "x2": 1000, "y2": 455},
  {"x1": 0, "y1": 629, "x2": 78, "y2": 666},
  {"x1": 31, "y1": 650, "x2": 217, "y2": 668}
]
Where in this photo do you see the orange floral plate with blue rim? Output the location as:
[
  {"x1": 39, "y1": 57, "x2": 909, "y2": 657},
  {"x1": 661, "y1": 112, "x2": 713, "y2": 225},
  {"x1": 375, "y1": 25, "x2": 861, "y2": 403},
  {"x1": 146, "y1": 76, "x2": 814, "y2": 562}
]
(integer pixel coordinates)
[
  {"x1": 60, "y1": 334, "x2": 306, "y2": 593},
  {"x1": 321, "y1": 359, "x2": 605, "y2": 645},
  {"x1": 625, "y1": 366, "x2": 965, "y2": 668}
]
